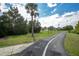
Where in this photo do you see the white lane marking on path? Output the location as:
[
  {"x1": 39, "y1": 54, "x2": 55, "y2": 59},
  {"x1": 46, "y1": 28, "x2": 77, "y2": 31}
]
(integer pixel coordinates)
[{"x1": 42, "y1": 33, "x2": 61, "y2": 56}]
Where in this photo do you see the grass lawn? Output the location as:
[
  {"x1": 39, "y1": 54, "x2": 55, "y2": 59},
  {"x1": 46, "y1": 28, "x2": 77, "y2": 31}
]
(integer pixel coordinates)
[
  {"x1": 0, "y1": 30, "x2": 58, "y2": 47},
  {"x1": 64, "y1": 33, "x2": 79, "y2": 56}
]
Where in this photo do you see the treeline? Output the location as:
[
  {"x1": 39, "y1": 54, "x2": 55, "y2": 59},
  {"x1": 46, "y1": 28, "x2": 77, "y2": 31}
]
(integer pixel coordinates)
[
  {"x1": 47, "y1": 22, "x2": 79, "y2": 34},
  {"x1": 75, "y1": 21, "x2": 79, "y2": 34},
  {"x1": 0, "y1": 7, "x2": 41, "y2": 37},
  {"x1": 60, "y1": 22, "x2": 79, "y2": 34},
  {"x1": 42, "y1": 25, "x2": 73, "y2": 31}
]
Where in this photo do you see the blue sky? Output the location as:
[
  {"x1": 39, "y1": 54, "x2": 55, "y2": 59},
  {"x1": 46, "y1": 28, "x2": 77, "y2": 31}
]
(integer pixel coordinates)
[
  {"x1": 1, "y1": 3, "x2": 79, "y2": 17},
  {"x1": 37, "y1": 3, "x2": 79, "y2": 17},
  {"x1": 0, "y1": 3, "x2": 79, "y2": 27}
]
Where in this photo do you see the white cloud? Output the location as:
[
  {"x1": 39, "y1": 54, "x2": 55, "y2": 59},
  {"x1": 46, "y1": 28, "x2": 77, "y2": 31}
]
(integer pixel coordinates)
[
  {"x1": 1, "y1": 3, "x2": 79, "y2": 28},
  {"x1": 38, "y1": 9, "x2": 41, "y2": 11},
  {"x1": 39, "y1": 11, "x2": 79, "y2": 28},
  {"x1": 11, "y1": 3, "x2": 31, "y2": 21},
  {"x1": 0, "y1": 3, "x2": 9, "y2": 12},
  {"x1": 62, "y1": 12, "x2": 75, "y2": 17},
  {"x1": 47, "y1": 3, "x2": 57, "y2": 7},
  {"x1": 51, "y1": 8, "x2": 57, "y2": 14},
  {"x1": 39, "y1": 14, "x2": 61, "y2": 27},
  {"x1": 16, "y1": 4, "x2": 29, "y2": 19},
  {"x1": 0, "y1": 3, "x2": 31, "y2": 21},
  {"x1": 60, "y1": 11, "x2": 79, "y2": 28}
]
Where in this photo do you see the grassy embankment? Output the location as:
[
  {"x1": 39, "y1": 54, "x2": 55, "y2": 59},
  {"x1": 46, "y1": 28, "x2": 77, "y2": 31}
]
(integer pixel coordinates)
[
  {"x1": 64, "y1": 32, "x2": 79, "y2": 56},
  {"x1": 0, "y1": 30, "x2": 59, "y2": 47}
]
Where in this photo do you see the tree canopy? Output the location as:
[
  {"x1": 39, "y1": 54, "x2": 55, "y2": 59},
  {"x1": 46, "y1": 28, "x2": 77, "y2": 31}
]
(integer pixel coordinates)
[
  {"x1": 0, "y1": 6, "x2": 41, "y2": 38},
  {"x1": 75, "y1": 21, "x2": 79, "y2": 34}
]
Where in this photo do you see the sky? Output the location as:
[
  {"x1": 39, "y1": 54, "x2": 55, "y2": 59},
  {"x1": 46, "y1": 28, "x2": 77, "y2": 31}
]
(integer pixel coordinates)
[{"x1": 0, "y1": 3, "x2": 79, "y2": 28}]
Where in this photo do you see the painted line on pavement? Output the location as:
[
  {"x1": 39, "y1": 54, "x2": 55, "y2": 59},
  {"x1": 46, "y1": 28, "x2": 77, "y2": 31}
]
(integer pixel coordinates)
[{"x1": 42, "y1": 33, "x2": 61, "y2": 56}]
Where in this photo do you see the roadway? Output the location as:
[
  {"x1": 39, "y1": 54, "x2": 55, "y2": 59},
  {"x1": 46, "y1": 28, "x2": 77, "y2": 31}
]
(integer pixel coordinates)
[{"x1": 15, "y1": 32, "x2": 68, "y2": 56}]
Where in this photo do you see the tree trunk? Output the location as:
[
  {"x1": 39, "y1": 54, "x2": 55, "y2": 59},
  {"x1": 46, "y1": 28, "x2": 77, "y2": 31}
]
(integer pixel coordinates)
[{"x1": 31, "y1": 16, "x2": 35, "y2": 41}]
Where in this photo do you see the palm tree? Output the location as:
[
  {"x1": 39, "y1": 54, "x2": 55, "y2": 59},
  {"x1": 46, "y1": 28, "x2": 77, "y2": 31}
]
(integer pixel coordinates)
[{"x1": 25, "y1": 3, "x2": 39, "y2": 41}]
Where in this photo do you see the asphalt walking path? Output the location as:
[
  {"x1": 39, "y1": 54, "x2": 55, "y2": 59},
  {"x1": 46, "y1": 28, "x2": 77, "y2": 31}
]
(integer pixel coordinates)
[
  {"x1": 15, "y1": 32, "x2": 68, "y2": 56},
  {"x1": 45, "y1": 32, "x2": 67, "y2": 56}
]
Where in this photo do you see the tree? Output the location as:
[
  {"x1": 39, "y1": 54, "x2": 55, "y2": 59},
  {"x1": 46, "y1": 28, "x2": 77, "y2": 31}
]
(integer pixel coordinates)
[
  {"x1": 2, "y1": 7, "x2": 20, "y2": 35},
  {"x1": 48, "y1": 26, "x2": 55, "y2": 30},
  {"x1": 34, "y1": 20, "x2": 41, "y2": 33},
  {"x1": 25, "y1": 3, "x2": 39, "y2": 41},
  {"x1": 63, "y1": 25, "x2": 73, "y2": 32},
  {"x1": 28, "y1": 20, "x2": 41, "y2": 33},
  {"x1": 75, "y1": 21, "x2": 79, "y2": 34},
  {"x1": 8, "y1": 7, "x2": 28, "y2": 35},
  {"x1": 0, "y1": 6, "x2": 28, "y2": 37},
  {"x1": 41, "y1": 27, "x2": 47, "y2": 31},
  {"x1": 0, "y1": 14, "x2": 9, "y2": 37},
  {"x1": 13, "y1": 16, "x2": 28, "y2": 35}
]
